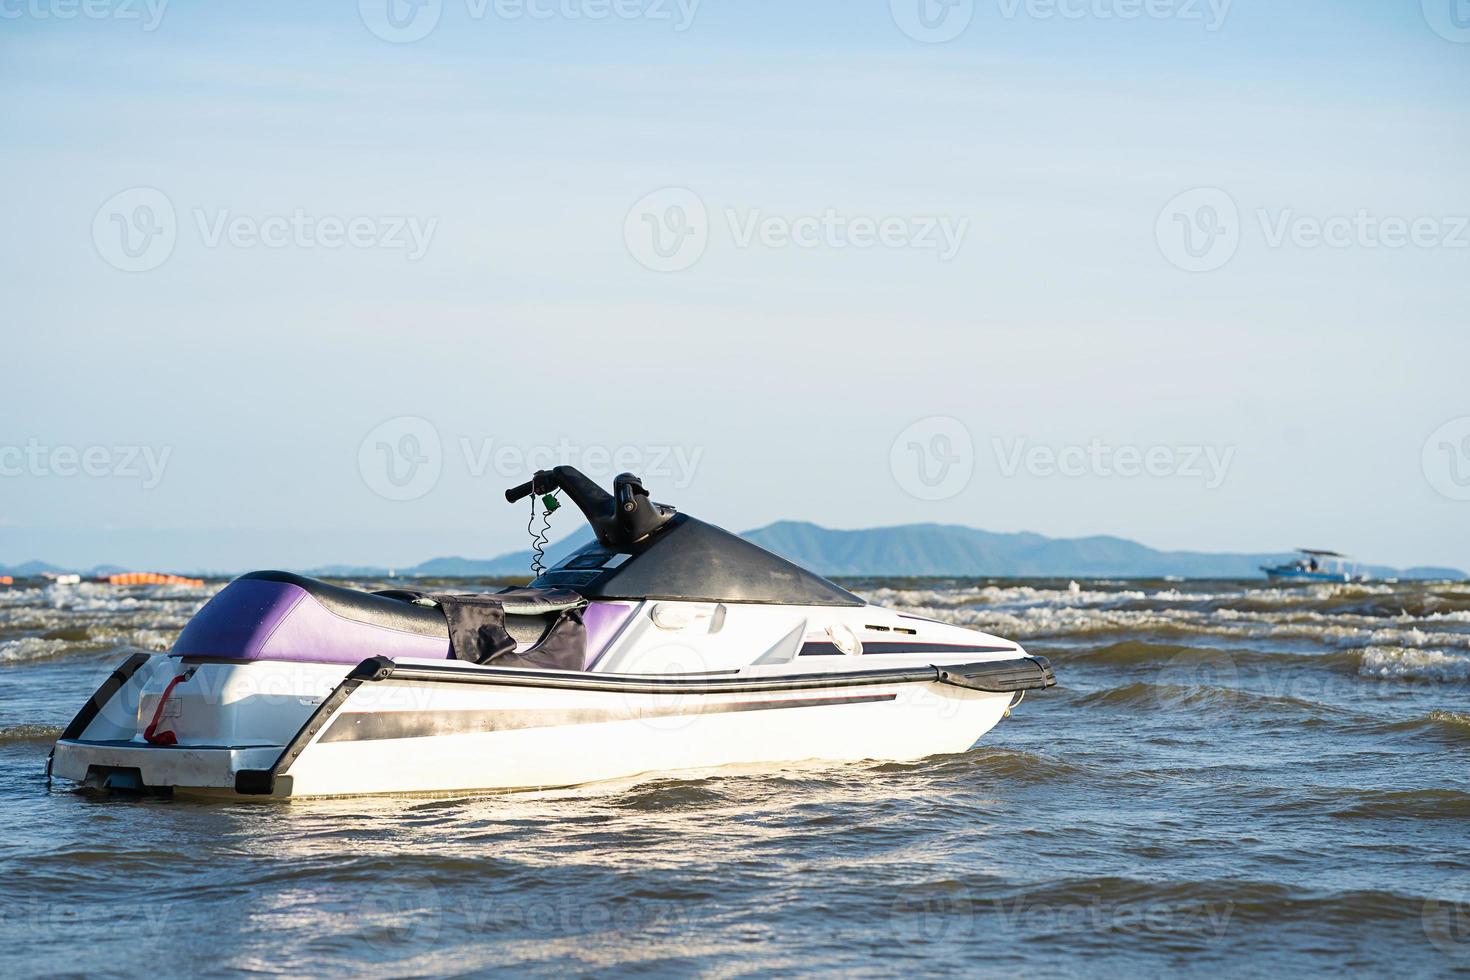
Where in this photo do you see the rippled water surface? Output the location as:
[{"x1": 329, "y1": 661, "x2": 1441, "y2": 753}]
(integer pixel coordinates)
[{"x1": 2, "y1": 577, "x2": 1468, "y2": 976}]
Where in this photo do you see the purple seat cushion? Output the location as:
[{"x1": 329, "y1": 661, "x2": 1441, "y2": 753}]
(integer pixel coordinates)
[
  {"x1": 174, "y1": 576, "x2": 637, "y2": 668},
  {"x1": 173, "y1": 578, "x2": 450, "y2": 664}
]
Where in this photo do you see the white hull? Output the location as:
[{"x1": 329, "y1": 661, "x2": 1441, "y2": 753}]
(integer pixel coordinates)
[{"x1": 50, "y1": 652, "x2": 1044, "y2": 799}]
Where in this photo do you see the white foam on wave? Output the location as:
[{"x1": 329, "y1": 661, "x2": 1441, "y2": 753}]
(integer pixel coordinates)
[
  {"x1": 4, "y1": 605, "x2": 195, "y2": 634},
  {"x1": 0, "y1": 636, "x2": 70, "y2": 664},
  {"x1": 862, "y1": 584, "x2": 1212, "y2": 611},
  {"x1": 1417, "y1": 610, "x2": 1470, "y2": 624},
  {"x1": 875, "y1": 588, "x2": 1470, "y2": 655},
  {"x1": 87, "y1": 627, "x2": 176, "y2": 652},
  {"x1": 44, "y1": 585, "x2": 203, "y2": 614},
  {"x1": 0, "y1": 587, "x2": 47, "y2": 608},
  {"x1": 1358, "y1": 647, "x2": 1470, "y2": 683},
  {"x1": 889, "y1": 602, "x2": 1191, "y2": 638}
]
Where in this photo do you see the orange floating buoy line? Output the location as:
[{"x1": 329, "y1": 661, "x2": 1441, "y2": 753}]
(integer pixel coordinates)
[{"x1": 105, "y1": 572, "x2": 205, "y2": 587}]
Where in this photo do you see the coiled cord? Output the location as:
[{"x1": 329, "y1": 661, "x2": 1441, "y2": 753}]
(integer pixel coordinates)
[{"x1": 528, "y1": 493, "x2": 556, "y2": 577}]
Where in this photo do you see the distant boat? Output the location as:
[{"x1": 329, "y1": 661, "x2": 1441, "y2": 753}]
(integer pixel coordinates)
[
  {"x1": 41, "y1": 572, "x2": 82, "y2": 585},
  {"x1": 1261, "y1": 549, "x2": 1365, "y2": 584}
]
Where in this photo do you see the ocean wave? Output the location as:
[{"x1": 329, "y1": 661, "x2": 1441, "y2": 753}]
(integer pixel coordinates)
[
  {"x1": 0, "y1": 605, "x2": 196, "y2": 637},
  {"x1": 1425, "y1": 709, "x2": 1470, "y2": 731},
  {"x1": 0, "y1": 587, "x2": 47, "y2": 608},
  {"x1": 907, "y1": 876, "x2": 1429, "y2": 927},
  {"x1": 888, "y1": 603, "x2": 1195, "y2": 638},
  {"x1": 38, "y1": 581, "x2": 217, "y2": 614},
  {"x1": 0, "y1": 724, "x2": 62, "y2": 744},
  {"x1": 883, "y1": 599, "x2": 1470, "y2": 660},
  {"x1": 0, "y1": 626, "x2": 176, "y2": 664},
  {"x1": 867, "y1": 582, "x2": 1470, "y2": 633},
  {"x1": 0, "y1": 637, "x2": 71, "y2": 664},
  {"x1": 906, "y1": 746, "x2": 1094, "y2": 784},
  {"x1": 1414, "y1": 609, "x2": 1470, "y2": 624},
  {"x1": 1331, "y1": 788, "x2": 1470, "y2": 821},
  {"x1": 1066, "y1": 640, "x2": 1195, "y2": 666},
  {"x1": 1376, "y1": 711, "x2": 1470, "y2": 745},
  {"x1": 1073, "y1": 681, "x2": 1335, "y2": 717},
  {"x1": 1061, "y1": 642, "x2": 1367, "y2": 678},
  {"x1": 38, "y1": 626, "x2": 94, "y2": 643},
  {"x1": 865, "y1": 584, "x2": 1204, "y2": 610},
  {"x1": 1061, "y1": 641, "x2": 1470, "y2": 690},
  {"x1": 87, "y1": 628, "x2": 176, "y2": 652},
  {"x1": 1357, "y1": 647, "x2": 1470, "y2": 683}
]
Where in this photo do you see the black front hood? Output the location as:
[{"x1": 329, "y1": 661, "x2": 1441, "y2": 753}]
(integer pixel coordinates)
[{"x1": 532, "y1": 514, "x2": 863, "y2": 606}]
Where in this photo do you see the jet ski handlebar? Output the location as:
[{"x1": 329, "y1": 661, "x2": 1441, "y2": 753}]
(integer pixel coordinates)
[
  {"x1": 503, "y1": 479, "x2": 537, "y2": 503},
  {"x1": 504, "y1": 466, "x2": 673, "y2": 550}
]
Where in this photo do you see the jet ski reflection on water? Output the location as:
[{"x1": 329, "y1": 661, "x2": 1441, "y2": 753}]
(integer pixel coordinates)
[{"x1": 49, "y1": 467, "x2": 1055, "y2": 798}]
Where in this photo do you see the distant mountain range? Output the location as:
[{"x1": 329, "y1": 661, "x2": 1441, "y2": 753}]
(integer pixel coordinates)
[
  {"x1": 3, "y1": 522, "x2": 1461, "y2": 581},
  {"x1": 741, "y1": 523, "x2": 1462, "y2": 580},
  {"x1": 0, "y1": 559, "x2": 128, "y2": 578}
]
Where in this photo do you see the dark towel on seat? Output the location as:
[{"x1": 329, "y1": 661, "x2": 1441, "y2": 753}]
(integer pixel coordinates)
[{"x1": 411, "y1": 588, "x2": 588, "y2": 670}]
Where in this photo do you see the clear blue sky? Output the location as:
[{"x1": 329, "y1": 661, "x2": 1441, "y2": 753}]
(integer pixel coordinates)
[{"x1": 2, "y1": 0, "x2": 1467, "y2": 572}]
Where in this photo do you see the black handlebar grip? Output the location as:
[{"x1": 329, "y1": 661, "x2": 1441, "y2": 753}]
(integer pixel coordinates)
[
  {"x1": 616, "y1": 482, "x2": 636, "y2": 514},
  {"x1": 504, "y1": 480, "x2": 535, "y2": 503}
]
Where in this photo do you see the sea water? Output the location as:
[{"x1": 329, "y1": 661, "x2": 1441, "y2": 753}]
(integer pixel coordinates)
[{"x1": 1, "y1": 578, "x2": 1467, "y2": 975}]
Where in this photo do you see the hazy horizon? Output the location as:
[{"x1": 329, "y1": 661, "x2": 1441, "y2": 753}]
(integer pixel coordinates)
[{"x1": 2, "y1": 515, "x2": 1461, "y2": 578}]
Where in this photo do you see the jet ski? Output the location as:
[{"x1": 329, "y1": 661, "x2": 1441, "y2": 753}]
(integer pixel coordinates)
[{"x1": 49, "y1": 467, "x2": 1055, "y2": 798}]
